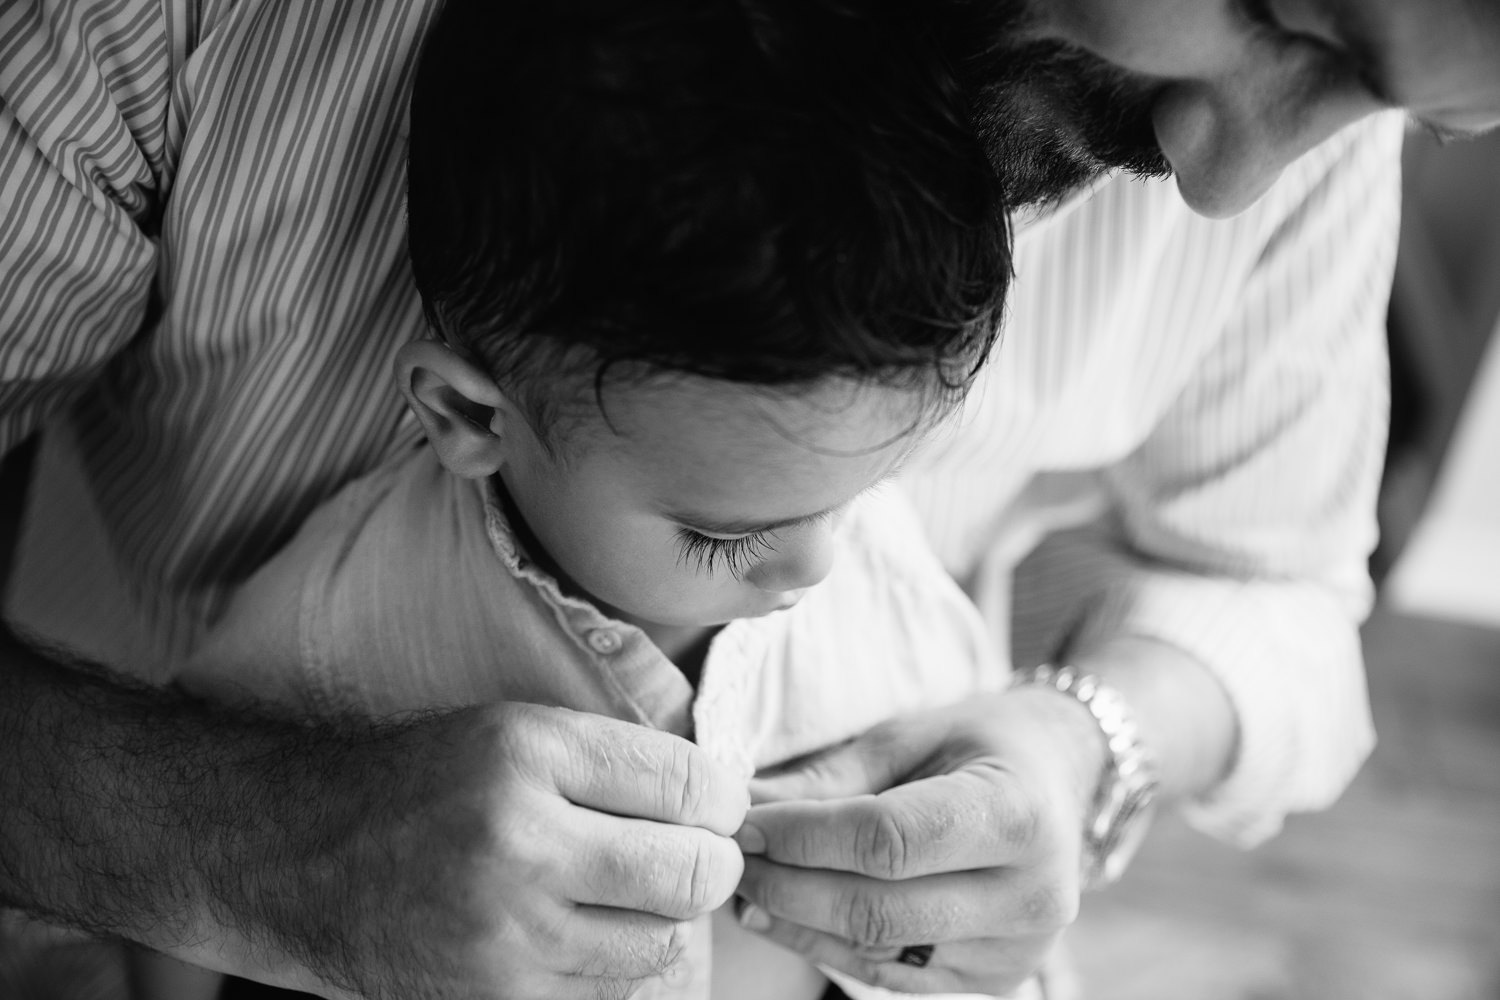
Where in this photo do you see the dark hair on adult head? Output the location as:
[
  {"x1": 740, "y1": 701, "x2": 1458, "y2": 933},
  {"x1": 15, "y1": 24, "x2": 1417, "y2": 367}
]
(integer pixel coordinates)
[{"x1": 406, "y1": 0, "x2": 1010, "y2": 439}]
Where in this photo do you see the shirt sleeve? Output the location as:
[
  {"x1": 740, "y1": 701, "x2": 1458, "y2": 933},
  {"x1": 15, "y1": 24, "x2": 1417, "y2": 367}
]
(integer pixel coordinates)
[
  {"x1": 1015, "y1": 115, "x2": 1403, "y2": 846},
  {"x1": 0, "y1": 1, "x2": 174, "y2": 455}
]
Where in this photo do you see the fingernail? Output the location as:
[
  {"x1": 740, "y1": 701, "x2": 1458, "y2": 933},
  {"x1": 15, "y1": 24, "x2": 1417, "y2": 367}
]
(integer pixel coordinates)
[
  {"x1": 733, "y1": 823, "x2": 766, "y2": 855},
  {"x1": 737, "y1": 902, "x2": 772, "y2": 933}
]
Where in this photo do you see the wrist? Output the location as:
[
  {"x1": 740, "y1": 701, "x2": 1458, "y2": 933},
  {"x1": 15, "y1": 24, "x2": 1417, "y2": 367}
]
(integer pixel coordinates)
[
  {"x1": 195, "y1": 710, "x2": 409, "y2": 996},
  {"x1": 1010, "y1": 664, "x2": 1159, "y2": 888},
  {"x1": 1068, "y1": 637, "x2": 1238, "y2": 801},
  {"x1": 0, "y1": 641, "x2": 202, "y2": 938},
  {"x1": 0, "y1": 638, "x2": 358, "y2": 991},
  {"x1": 1001, "y1": 682, "x2": 1110, "y2": 820}
]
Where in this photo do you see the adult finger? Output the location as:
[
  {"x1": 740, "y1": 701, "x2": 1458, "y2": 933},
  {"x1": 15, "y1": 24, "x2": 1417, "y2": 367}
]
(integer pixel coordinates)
[
  {"x1": 562, "y1": 907, "x2": 694, "y2": 981},
  {"x1": 567, "y1": 813, "x2": 745, "y2": 919},
  {"x1": 733, "y1": 903, "x2": 1053, "y2": 999},
  {"x1": 735, "y1": 856, "x2": 1080, "y2": 948},
  {"x1": 738, "y1": 764, "x2": 1048, "y2": 878},
  {"x1": 748, "y1": 714, "x2": 952, "y2": 804},
  {"x1": 515, "y1": 705, "x2": 749, "y2": 835}
]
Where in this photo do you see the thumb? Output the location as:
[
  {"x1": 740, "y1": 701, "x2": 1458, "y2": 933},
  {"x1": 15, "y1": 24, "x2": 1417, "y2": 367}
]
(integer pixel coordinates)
[{"x1": 749, "y1": 718, "x2": 941, "y2": 804}]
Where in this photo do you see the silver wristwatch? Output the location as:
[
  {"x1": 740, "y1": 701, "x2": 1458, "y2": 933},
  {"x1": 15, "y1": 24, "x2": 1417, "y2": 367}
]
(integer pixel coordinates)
[{"x1": 1013, "y1": 664, "x2": 1159, "y2": 888}]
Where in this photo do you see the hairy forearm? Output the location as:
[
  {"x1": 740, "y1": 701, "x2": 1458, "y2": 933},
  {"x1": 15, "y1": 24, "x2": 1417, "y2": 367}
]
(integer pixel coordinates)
[{"x1": 0, "y1": 628, "x2": 396, "y2": 992}]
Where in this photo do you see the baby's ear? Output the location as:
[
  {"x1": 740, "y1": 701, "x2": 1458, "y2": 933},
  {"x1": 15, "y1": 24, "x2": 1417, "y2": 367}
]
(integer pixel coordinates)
[{"x1": 395, "y1": 340, "x2": 512, "y2": 478}]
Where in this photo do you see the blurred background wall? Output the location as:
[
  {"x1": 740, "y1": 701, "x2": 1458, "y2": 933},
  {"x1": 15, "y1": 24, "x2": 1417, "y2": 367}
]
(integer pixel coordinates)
[{"x1": 1381, "y1": 133, "x2": 1500, "y2": 626}]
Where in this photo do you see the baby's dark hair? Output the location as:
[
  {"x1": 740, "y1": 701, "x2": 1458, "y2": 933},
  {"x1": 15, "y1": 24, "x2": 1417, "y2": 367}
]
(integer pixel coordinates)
[{"x1": 407, "y1": 0, "x2": 1010, "y2": 440}]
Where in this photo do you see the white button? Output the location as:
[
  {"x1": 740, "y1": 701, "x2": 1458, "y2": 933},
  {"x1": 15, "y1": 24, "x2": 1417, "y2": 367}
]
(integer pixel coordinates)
[{"x1": 587, "y1": 628, "x2": 622, "y2": 654}]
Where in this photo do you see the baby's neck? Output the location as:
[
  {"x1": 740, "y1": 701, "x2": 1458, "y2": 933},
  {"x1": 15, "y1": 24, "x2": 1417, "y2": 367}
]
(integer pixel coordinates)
[{"x1": 636, "y1": 621, "x2": 719, "y2": 689}]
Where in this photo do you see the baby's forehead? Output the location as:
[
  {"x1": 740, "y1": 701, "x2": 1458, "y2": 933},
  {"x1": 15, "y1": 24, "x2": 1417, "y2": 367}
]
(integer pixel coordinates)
[
  {"x1": 566, "y1": 377, "x2": 926, "y2": 523},
  {"x1": 592, "y1": 375, "x2": 934, "y2": 456}
]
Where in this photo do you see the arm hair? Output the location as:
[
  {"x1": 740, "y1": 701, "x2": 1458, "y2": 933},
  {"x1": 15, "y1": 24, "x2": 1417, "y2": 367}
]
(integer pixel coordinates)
[{"x1": 0, "y1": 627, "x2": 425, "y2": 994}]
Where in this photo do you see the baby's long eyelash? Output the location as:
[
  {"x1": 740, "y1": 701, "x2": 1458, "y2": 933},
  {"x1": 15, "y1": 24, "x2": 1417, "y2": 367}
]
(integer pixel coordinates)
[{"x1": 675, "y1": 529, "x2": 775, "y2": 580}]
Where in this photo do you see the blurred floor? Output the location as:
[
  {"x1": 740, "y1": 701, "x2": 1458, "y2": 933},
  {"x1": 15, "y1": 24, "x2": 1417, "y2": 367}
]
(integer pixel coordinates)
[{"x1": 1069, "y1": 606, "x2": 1500, "y2": 1000}]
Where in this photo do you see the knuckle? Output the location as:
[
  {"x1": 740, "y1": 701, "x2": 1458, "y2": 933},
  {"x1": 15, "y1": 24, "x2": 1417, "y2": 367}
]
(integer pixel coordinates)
[
  {"x1": 589, "y1": 835, "x2": 645, "y2": 904},
  {"x1": 1017, "y1": 878, "x2": 1079, "y2": 932},
  {"x1": 739, "y1": 859, "x2": 787, "y2": 913},
  {"x1": 995, "y1": 783, "x2": 1044, "y2": 856},
  {"x1": 523, "y1": 909, "x2": 570, "y2": 957},
  {"x1": 844, "y1": 891, "x2": 902, "y2": 949},
  {"x1": 630, "y1": 919, "x2": 682, "y2": 977},
  {"x1": 664, "y1": 739, "x2": 711, "y2": 822},
  {"x1": 489, "y1": 702, "x2": 561, "y2": 780},
  {"x1": 486, "y1": 795, "x2": 557, "y2": 873},
  {"x1": 855, "y1": 809, "x2": 913, "y2": 881},
  {"x1": 581, "y1": 915, "x2": 683, "y2": 981}
]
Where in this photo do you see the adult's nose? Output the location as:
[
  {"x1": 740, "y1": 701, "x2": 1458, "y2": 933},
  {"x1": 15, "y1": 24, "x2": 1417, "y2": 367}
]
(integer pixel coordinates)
[{"x1": 1151, "y1": 52, "x2": 1378, "y2": 217}]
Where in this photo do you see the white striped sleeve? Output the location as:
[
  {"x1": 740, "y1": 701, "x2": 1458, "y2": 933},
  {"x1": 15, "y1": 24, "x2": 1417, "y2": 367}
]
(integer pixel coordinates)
[
  {"x1": 0, "y1": 0, "x2": 175, "y2": 455},
  {"x1": 1068, "y1": 117, "x2": 1403, "y2": 844}
]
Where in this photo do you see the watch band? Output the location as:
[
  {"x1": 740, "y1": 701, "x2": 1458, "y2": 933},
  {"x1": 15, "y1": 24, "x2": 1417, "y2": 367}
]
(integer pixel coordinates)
[{"x1": 1012, "y1": 664, "x2": 1159, "y2": 888}]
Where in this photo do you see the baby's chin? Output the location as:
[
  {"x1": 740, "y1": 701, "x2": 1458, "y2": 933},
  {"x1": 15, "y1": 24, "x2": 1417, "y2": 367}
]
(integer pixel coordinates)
[
  {"x1": 714, "y1": 588, "x2": 809, "y2": 623},
  {"x1": 631, "y1": 589, "x2": 809, "y2": 632}
]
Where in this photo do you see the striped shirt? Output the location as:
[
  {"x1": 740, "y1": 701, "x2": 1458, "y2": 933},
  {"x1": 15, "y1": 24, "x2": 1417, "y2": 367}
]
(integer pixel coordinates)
[
  {"x1": 905, "y1": 112, "x2": 1401, "y2": 844},
  {"x1": 3, "y1": 0, "x2": 1401, "y2": 845}
]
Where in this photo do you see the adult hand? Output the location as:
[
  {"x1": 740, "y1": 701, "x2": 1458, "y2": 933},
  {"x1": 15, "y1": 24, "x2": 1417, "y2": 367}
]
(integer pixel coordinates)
[
  {"x1": 208, "y1": 702, "x2": 749, "y2": 1000},
  {"x1": 1, "y1": 630, "x2": 748, "y2": 1000},
  {"x1": 161, "y1": 701, "x2": 747, "y2": 1000},
  {"x1": 731, "y1": 689, "x2": 1104, "y2": 996}
]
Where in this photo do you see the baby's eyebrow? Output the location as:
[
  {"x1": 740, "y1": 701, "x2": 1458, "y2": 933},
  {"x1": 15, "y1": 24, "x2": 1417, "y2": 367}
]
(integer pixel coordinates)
[
  {"x1": 667, "y1": 462, "x2": 910, "y2": 536},
  {"x1": 668, "y1": 448, "x2": 915, "y2": 536}
]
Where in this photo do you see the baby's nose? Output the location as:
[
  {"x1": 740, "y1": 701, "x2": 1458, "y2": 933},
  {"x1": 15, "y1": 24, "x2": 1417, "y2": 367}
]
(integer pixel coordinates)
[{"x1": 747, "y1": 530, "x2": 835, "y2": 594}]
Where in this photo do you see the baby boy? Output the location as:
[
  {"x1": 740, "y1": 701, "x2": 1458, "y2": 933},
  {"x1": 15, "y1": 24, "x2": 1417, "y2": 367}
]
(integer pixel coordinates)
[{"x1": 167, "y1": 1, "x2": 1019, "y2": 998}]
